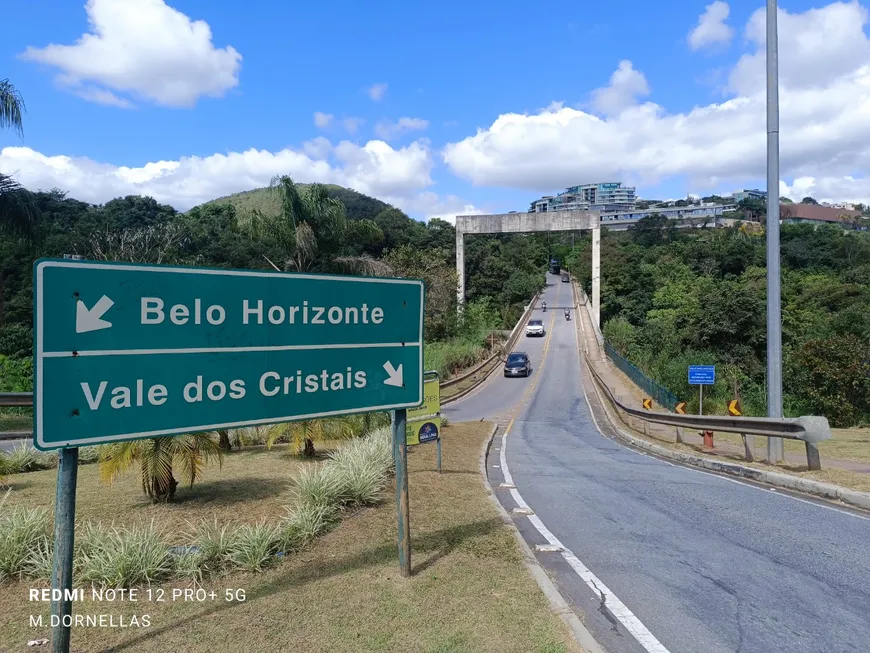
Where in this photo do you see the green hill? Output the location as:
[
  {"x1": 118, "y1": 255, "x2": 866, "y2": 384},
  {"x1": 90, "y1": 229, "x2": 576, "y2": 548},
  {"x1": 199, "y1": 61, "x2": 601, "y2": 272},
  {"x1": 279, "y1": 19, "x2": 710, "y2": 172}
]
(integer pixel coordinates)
[{"x1": 201, "y1": 184, "x2": 393, "y2": 222}]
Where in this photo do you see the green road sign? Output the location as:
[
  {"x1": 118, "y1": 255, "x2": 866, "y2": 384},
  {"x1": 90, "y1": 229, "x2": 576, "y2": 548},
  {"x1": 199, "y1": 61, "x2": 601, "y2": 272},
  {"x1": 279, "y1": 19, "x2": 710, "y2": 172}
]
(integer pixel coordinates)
[{"x1": 34, "y1": 259, "x2": 424, "y2": 450}]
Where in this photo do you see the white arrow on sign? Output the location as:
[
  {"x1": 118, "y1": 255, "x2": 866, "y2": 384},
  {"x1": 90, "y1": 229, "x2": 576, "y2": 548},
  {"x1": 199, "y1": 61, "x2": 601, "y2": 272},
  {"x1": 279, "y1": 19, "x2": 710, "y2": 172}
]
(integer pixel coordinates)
[
  {"x1": 76, "y1": 295, "x2": 115, "y2": 334},
  {"x1": 383, "y1": 361, "x2": 403, "y2": 387}
]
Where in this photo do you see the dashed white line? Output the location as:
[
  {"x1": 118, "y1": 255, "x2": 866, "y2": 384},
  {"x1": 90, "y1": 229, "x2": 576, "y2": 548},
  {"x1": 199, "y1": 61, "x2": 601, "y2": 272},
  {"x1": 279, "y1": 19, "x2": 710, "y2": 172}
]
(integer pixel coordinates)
[{"x1": 499, "y1": 422, "x2": 672, "y2": 653}]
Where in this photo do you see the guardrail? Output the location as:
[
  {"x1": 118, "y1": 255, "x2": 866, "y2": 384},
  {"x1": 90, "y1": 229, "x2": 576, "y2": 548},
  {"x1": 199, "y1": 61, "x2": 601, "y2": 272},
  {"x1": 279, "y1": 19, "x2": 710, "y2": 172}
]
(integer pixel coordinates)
[
  {"x1": 583, "y1": 352, "x2": 832, "y2": 470},
  {"x1": 0, "y1": 393, "x2": 34, "y2": 407},
  {"x1": 441, "y1": 290, "x2": 541, "y2": 405}
]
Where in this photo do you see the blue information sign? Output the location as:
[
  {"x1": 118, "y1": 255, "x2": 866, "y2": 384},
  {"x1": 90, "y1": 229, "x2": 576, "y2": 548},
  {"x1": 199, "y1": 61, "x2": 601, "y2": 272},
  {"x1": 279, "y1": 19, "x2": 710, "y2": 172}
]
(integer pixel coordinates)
[{"x1": 688, "y1": 365, "x2": 716, "y2": 385}]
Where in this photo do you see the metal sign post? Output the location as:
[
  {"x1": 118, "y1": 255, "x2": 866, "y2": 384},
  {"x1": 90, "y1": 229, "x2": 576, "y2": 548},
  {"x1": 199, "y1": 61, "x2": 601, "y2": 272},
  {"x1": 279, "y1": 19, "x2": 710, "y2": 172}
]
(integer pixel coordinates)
[
  {"x1": 406, "y1": 371, "x2": 442, "y2": 471},
  {"x1": 50, "y1": 448, "x2": 78, "y2": 653},
  {"x1": 392, "y1": 409, "x2": 411, "y2": 577}
]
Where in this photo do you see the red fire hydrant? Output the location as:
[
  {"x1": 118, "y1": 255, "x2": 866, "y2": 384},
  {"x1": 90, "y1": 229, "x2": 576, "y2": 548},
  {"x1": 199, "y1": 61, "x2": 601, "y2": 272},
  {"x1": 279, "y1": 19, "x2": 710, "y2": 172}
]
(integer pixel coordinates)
[{"x1": 701, "y1": 430, "x2": 714, "y2": 449}]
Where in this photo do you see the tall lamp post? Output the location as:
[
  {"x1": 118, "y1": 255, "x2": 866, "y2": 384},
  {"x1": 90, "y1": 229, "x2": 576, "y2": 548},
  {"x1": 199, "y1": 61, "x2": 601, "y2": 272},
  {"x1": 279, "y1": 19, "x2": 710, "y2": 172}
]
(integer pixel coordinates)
[{"x1": 766, "y1": 0, "x2": 784, "y2": 462}]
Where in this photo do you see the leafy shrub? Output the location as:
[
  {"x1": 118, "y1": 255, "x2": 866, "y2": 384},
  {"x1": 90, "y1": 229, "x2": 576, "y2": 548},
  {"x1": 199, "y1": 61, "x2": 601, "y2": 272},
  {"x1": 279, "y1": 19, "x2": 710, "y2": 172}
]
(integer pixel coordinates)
[
  {"x1": 0, "y1": 324, "x2": 33, "y2": 359},
  {"x1": 275, "y1": 502, "x2": 339, "y2": 553},
  {"x1": 225, "y1": 521, "x2": 280, "y2": 572},
  {"x1": 0, "y1": 502, "x2": 52, "y2": 582},
  {"x1": 328, "y1": 428, "x2": 392, "y2": 506},
  {"x1": 76, "y1": 522, "x2": 172, "y2": 587},
  {"x1": 1, "y1": 443, "x2": 56, "y2": 474},
  {"x1": 0, "y1": 356, "x2": 33, "y2": 392},
  {"x1": 291, "y1": 464, "x2": 344, "y2": 508},
  {"x1": 186, "y1": 517, "x2": 237, "y2": 574}
]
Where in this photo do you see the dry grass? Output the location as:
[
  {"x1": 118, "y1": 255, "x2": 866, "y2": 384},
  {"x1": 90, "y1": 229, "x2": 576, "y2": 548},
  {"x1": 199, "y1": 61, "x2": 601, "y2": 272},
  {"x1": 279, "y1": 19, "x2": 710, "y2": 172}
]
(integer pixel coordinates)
[
  {"x1": 615, "y1": 417, "x2": 870, "y2": 495},
  {"x1": 0, "y1": 423, "x2": 582, "y2": 653},
  {"x1": 0, "y1": 444, "x2": 340, "y2": 535},
  {"x1": 711, "y1": 428, "x2": 870, "y2": 466}
]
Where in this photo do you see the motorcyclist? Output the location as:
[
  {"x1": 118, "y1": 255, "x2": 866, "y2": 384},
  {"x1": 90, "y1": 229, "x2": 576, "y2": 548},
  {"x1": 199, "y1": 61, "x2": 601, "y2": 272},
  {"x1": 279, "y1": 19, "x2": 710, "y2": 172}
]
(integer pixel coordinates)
[
  {"x1": 542, "y1": 301, "x2": 547, "y2": 311},
  {"x1": 564, "y1": 309, "x2": 570, "y2": 320}
]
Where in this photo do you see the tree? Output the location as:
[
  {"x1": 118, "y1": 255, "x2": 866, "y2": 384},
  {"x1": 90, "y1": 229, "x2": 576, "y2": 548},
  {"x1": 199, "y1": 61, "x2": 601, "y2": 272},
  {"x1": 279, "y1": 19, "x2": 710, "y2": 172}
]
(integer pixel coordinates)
[
  {"x1": 0, "y1": 79, "x2": 37, "y2": 327},
  {"x1": 384, "y1": 244, "x2": 458, "y2": 340},
  {"x1": 0, "y1": 79, "x2": 33, "y2": 236},
  {"x1": 264, "y1": 416, "x2": 357, "y2": 457},
  {"x1": 99, "y1": 433, "x2": 224, "y2": 502},
  {"x1": 239, "y1": 175, "x2": 390, "y2": 276},
  {"x1": 801, "y1": 196, "x2": 819, "y2": 205}
]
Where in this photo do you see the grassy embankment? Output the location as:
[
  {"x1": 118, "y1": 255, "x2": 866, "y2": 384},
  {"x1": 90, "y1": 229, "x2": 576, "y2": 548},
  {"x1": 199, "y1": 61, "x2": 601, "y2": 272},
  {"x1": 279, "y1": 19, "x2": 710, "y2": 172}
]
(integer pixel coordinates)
[{"x1": 0, "y1": 422, "x2": 581, "y2": 653}]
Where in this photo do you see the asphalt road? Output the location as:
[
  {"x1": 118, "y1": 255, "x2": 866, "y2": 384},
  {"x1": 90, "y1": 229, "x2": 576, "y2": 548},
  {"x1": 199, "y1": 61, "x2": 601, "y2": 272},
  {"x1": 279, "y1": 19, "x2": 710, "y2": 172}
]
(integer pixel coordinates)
[{"x1": 445, "y1": 275, "x2": 870, "y2": 653}]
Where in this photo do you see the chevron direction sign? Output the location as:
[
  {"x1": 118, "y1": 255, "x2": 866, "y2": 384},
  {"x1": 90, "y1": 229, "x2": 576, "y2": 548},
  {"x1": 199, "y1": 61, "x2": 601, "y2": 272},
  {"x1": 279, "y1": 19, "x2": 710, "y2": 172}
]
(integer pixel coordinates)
[{"x1": 33, "y1": 259, "x2": 424, "y2": 450}]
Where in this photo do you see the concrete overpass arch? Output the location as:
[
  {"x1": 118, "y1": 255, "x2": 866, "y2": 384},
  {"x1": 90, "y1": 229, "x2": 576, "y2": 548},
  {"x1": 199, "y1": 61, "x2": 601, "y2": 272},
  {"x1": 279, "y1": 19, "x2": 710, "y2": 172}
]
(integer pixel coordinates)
[{"x1": 455, "y1": 210, "x2": 601, "y2": 327}]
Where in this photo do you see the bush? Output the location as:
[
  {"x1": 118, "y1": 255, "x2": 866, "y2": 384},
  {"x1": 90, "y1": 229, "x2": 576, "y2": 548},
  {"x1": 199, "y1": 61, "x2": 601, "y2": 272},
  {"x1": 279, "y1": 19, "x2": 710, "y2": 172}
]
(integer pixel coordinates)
[
  {"x1": 275, "y1": 502, "x2": 339, "y2": 553},
  {"x1": 225, "y1": 521, "x2": 281, "y2": 572},
  {"x1": 76, "y1": 522, "x2": 173, "y2": 587},
  {"x1": 291, "y1": 464, "x2": 344, "y2": 509},
  {"x1": 0, "y1": 356, "x2": 33, "y2": 392},
  {"x1": 0, "y1": 501, "x2": 52, "y2": 582},
  {"x1": 0, "y1": 443, "x2": 57, "y2": 474},
  {"x1": 0, "y1": 324, "x2": 33, "y2": 359},
  {"x1": 328, "y1": 426, "x2": 393, "y2": 506},
  {"x1": 425, "y1": 339, "x2": 487, "y2": 378}
]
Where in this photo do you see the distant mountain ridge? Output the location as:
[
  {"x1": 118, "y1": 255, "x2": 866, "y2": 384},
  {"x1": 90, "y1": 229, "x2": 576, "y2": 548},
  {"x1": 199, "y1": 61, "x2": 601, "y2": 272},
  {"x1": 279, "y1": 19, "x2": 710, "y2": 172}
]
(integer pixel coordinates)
[{"x1": 200, "y1": 184, "x2": 393, "y2": 222}]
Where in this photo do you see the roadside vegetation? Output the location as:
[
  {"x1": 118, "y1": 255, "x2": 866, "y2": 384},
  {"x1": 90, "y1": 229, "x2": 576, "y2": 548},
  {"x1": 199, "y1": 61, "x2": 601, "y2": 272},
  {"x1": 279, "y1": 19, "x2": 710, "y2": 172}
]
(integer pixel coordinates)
[
  {"x1": 1, "y1": 423, "x2": 581, "y2": 653},
  {"x1": 561, "y1": 216, "x2": 870, "y2": 427}
]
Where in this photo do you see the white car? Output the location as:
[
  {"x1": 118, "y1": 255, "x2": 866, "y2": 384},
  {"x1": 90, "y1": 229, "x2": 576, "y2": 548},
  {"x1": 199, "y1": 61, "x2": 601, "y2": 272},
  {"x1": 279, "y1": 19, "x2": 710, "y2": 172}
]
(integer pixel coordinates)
[{"x1": 525, "y1": 319, "x2": 545, "y2": 337}]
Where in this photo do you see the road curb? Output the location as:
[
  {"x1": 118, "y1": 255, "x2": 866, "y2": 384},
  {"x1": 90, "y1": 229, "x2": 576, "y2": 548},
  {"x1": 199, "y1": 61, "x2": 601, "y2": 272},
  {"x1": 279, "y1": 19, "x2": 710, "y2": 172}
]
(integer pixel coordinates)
[
  {"x1": 478, "y1": 423, "x2": 607, "y2": 653},
  {"x1": 582, "y1": 357, "x2": 870, "y2": 513}
]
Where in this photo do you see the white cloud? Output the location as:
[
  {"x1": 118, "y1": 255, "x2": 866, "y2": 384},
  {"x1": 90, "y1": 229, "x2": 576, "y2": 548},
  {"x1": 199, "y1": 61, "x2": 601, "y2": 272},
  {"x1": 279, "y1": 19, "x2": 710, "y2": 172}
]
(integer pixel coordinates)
[
  {"x1": 19, "y1": 0, "x2": 241, "y2": 108},
  {"x1": 374, "y1": 117, "x2": 430, "y2": 141},
  {"x1": 688, "y1": 1, "x2": 735, "y2": 51},
  {"x1": 389, "y1": 192, "x2": 483, "y2": 225},
  {"x1": 368, "y1": 83, "x2": 388, "y2": 101},
  {"x1": 589, "y1": 60, "x2": 650, "y2": 116},
  {"x1": 780, "y1": 175, "x2": 870, "y2": 204},
  {"x1": 729, "y1": 1, "x2": 870, "y2": 95},
  {"x1": 443, "y1": 1, "x2": 870, "y2": 204},
  {"x1": 313, "y1": 112, "x2": 333, "y2": 128},
  {"x1": 0, "y1": 138, "x2": 477, "y2": 222}
]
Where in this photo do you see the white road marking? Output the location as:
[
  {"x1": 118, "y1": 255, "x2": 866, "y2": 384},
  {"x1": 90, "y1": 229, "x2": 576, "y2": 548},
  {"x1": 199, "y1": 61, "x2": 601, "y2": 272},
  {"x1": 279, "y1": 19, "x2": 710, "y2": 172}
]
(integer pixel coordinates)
[{"x1": 499, "y1": 426, "x2": 672, "y2": 653}]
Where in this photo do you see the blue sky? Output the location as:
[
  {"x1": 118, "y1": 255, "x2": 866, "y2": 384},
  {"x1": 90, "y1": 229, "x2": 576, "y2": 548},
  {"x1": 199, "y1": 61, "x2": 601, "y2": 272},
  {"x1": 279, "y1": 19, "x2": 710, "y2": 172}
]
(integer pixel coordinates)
[{"x1": 1, "y1": 0, "x2": 869, "y2": 219}]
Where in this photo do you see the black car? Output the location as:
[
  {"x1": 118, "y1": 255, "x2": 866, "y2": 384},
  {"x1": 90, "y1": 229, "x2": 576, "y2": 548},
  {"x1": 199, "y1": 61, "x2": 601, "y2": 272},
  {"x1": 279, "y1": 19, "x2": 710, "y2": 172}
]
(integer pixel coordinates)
[{"x1": 504, "y1": 352, "x2": 531, "y2": 377}]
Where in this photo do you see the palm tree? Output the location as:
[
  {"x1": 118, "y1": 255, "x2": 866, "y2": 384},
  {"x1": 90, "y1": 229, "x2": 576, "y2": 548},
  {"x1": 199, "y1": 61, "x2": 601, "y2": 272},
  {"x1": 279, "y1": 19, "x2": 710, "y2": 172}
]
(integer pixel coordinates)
[
  {"x1": 0, "y1": 79, "x2": 24, "y2": 136},
  {"x1": 0, "y1": 79, "x2": 37, "y2": 326},
  {"x1": 264, "y1": 416, "x2": 357, "y2": 457},
  {"x1": 98, "y1": 433, "x2": 224, "y2": 503},
  {"x1": 238, "y1": 175, "x2": 392, "y2": 276}
]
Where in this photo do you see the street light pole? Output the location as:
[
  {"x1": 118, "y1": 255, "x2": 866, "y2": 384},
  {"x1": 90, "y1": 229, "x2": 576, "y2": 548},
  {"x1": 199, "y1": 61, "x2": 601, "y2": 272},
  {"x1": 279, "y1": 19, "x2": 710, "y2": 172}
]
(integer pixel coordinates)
[{"x1": 766, "y1": 0, "x2": 784, "y2": 462}]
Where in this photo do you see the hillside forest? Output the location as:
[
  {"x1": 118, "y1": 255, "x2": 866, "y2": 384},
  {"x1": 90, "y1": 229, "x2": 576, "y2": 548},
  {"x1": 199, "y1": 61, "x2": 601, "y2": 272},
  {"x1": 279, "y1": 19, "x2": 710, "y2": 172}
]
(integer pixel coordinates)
[
  {"x1": 0, "y1": 179, "x2": 550, "y2": 401},
  {"x1": 561, "y1": 216, "x2": 870, "y2": 427},
  {"x1": 1, "y1": 179, "x2": 869, "y2": 428}
]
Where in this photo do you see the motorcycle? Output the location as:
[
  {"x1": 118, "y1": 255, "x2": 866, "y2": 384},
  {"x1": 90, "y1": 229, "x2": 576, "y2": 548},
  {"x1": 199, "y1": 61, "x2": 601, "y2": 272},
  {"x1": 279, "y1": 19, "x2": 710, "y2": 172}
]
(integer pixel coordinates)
[
  {"x1": 542, "y1": 303, "x2": 547, "y2": 312},
  {"x1": 564, "y1": 311, "x2": 571, "y2": 321}
]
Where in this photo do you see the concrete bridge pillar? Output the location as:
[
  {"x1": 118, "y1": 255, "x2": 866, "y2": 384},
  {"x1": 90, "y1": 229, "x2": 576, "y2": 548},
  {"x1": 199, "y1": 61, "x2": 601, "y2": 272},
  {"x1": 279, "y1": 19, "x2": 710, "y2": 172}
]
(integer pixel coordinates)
[{"x1": 456, "y1": 227, "x2": 466, "y2": 308}]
